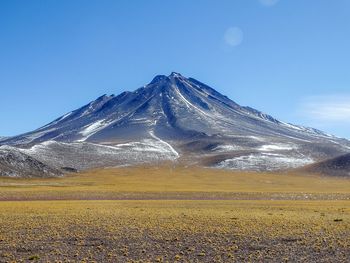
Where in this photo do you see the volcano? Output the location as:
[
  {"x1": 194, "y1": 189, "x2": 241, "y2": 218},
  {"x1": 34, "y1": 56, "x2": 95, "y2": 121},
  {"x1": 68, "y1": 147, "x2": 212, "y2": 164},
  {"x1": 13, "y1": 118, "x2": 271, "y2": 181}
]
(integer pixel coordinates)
[{"x1": 1, "y1": 72, "x2": 349, "y2": 173}]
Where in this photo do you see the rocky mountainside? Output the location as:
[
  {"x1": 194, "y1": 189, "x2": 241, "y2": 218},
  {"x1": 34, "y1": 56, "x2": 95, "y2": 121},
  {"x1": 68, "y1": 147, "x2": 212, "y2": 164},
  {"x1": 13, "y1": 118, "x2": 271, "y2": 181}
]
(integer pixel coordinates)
[
  {"x1": 3, "y1": 72, "x2": 340, "y2": 145},
  {"x1": 0, "y1": 146, "x2": 62, "y2": 177},
  {"x1": 1, "y1": 72, "x2": 350, "y2": 174},
  {"x1": 302, "y1": 153, "x2": 350, "y2": 177}
]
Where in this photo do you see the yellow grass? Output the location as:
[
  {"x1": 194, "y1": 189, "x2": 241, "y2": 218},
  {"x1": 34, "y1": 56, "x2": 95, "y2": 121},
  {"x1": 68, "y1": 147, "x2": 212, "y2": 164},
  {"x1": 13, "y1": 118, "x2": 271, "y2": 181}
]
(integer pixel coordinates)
[
  {"x1": 0, "y1": 166, "x2": 349, "y2": 200},
  {"x1": 0, "y1": 200, "x2": 349, "y2": 261},
  {"x1": 0, "y1": 166, "x2": 349, "y2": 261}
]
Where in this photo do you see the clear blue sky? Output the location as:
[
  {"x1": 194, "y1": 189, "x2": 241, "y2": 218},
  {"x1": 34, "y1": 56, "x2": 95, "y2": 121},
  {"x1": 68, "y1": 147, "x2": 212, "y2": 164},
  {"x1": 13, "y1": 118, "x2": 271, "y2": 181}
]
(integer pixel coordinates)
[{"x1": 1, "y1": 0, "x2": 350, "y2": 138}]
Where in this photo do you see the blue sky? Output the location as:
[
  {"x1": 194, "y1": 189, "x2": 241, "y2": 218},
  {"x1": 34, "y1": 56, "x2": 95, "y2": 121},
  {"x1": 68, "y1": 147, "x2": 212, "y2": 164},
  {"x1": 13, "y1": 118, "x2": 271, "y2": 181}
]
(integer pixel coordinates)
[{"x1": 1, "y1": 0, "x2": 350, "y2": 138}]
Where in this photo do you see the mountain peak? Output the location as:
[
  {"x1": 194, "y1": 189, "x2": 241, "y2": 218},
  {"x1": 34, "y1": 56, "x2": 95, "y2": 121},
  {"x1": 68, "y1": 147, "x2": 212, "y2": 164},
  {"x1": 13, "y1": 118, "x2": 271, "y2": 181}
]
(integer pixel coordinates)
[
  {"x1": 169, "y1": 72, "x2": 183, "y2": 78},
  {"x1": 149, "y1": 75, "x2": 169, "y2": 85},
  {"x1": 149, "y1": 72, "x2": 186, "y2": 86}
]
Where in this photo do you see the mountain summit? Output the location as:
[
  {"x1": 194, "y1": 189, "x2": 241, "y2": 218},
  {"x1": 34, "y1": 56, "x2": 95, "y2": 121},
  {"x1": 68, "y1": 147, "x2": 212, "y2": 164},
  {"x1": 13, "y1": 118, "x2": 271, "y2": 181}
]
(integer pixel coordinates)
[
  {"x1": 2, "y1": 73, "x2": 350, "y2": 172},
  {"x1": 3, "y1": 72, "x2": 336, "y2": 144}
]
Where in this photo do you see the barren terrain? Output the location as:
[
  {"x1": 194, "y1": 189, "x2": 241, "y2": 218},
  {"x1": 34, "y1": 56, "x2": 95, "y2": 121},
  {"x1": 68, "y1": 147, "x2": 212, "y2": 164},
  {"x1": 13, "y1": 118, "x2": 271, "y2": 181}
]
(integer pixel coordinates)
[{"x1": 0, "y1": 166, "x2": 349, "y2": 262}]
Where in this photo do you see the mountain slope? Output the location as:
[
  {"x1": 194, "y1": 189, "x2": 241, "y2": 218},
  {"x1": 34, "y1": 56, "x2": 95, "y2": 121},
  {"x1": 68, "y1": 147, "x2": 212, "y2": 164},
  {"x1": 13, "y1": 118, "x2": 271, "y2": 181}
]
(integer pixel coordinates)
[
  {"x1": 0, "y1": 146, "x2": 62, "y2": 177},
  {"x1": 0, "y1": 137, "x2": 9, "y2": 142},
  {"x1": 1, "y1": 72, "x2": 350, "y2": 172},
  {"x1": 19, "y1": 140, "x2": 178, "y2": 171},
  {"x1": 3, "y1": 72, "x2": 339, "y2": 145},
  {"x1": 301, "y1": 153, "x2": 350, "y2": 177}
]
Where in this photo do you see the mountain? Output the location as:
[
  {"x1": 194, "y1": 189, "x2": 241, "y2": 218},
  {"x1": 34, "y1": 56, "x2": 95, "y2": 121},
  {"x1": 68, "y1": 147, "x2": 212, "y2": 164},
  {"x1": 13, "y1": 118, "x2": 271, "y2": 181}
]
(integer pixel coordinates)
[
  {"x1": 301, "y1": 153, "x2": 350, "y2": 177},
  {"x1": 0, "y1": 146, "x2": 62, "y2": 177},
  {"x1": 1, "y1": 72, "x2": 350, "y2": 173}
]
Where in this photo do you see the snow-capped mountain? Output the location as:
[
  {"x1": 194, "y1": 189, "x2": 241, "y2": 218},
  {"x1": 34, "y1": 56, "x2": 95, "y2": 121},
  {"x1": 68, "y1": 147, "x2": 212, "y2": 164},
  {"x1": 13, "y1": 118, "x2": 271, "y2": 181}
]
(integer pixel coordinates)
[
  {"x1": 2, "y1": 72, "x2": 340, "y2": 144},
  {"x1": 1, "y1": 72, "x2": 350, "y2": 173}
]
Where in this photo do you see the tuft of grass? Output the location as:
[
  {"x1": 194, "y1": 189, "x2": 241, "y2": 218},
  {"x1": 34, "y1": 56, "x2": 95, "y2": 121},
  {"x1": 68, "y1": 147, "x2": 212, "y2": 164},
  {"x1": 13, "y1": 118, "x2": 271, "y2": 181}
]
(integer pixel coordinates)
[{"x1": 28, "y1": 255, "x2": 40, "y2": 261}]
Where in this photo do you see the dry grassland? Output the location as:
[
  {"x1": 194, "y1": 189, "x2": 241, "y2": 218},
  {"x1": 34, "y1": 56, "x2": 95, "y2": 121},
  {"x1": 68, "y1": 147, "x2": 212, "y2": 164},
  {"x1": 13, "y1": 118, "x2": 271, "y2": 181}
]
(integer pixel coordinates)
[
  {"x1": 0, "y1": 166, "x2": 349, "y2": 262},
  {"x1": 0, "y1": 166, "x2": 349, "y2": 200}
]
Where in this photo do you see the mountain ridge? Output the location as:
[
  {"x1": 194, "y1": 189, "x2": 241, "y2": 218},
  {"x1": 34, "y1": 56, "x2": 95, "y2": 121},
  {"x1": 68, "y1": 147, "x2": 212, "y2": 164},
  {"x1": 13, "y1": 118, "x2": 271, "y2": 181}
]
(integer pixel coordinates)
[
  {"x1": 2, "y1": 72, "x2": 338, "y2": 145},
  {"x1": 1, "y1": 72, "x2": 349, "y2": 174}
]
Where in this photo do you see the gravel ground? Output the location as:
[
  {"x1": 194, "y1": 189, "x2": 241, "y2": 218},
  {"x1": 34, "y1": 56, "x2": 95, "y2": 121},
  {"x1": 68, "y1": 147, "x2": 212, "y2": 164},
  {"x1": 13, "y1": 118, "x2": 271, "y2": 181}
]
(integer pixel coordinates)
[{"x1": 0, "y1": 200, "x2": 349, "y2": 262}]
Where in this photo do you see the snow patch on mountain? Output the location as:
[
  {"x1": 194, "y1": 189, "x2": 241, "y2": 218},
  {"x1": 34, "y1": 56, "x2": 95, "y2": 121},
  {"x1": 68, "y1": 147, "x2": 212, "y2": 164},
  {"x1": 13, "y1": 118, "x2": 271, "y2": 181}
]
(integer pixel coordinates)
[
  {"x1": 78, "y1": 119, "x2": 113, "y2": 141},
  {"x1": 216, "y1": 153, "x2": 314, "y2": 171},
  {"x1": 149, "y1": 131, "x2": 179, "y2": 157},
  {"x1": 174, "y1": 85, "x2": 210, "y2": 118},
  {"x1": 14, "y1": 128, "x2": 57, "y2": 145},
  {"x1": 259, "y1": 144, "x2": 296, "y2": 151},
  {"x1": 213, "y1": 145, "x2": 242, "y2": 152},
  {"x1": 20, "y1": 139, "x2": 178, "y2": 170}
]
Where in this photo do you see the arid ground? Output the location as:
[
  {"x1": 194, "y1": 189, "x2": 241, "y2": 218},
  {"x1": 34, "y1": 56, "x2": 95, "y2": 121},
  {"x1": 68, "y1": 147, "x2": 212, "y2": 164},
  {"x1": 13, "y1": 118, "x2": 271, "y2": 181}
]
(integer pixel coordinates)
[{"x1": 0, "y1": 166, "x2": 349, "y2": 262}]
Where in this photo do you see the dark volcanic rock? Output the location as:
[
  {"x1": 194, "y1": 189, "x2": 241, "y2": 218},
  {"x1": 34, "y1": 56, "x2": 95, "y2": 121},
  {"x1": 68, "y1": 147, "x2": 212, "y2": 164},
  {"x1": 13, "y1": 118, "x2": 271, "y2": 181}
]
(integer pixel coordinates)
[
  {"x1": 303, "y1": 153, "x2": 350, "y2": 177},
  {"x1": 0, "y1": 146, "x2": 62, "y2": 177}
]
